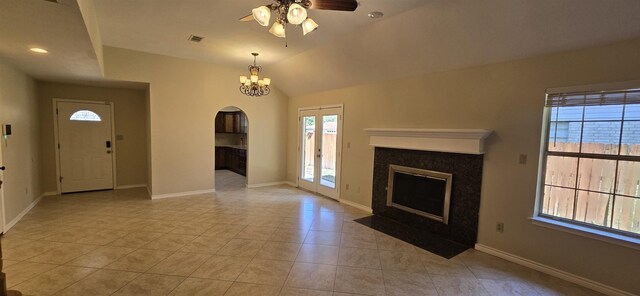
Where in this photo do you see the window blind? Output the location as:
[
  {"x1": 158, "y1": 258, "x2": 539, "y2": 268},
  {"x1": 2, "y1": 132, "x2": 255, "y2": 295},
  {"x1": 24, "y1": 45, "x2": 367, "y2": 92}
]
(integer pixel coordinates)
[{"x1": 545, "y1": 90, "x2": 640, "y2": 107}]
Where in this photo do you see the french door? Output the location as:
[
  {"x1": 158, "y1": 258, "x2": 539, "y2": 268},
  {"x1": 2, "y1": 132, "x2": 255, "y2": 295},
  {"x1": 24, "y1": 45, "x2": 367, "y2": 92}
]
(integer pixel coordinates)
[{"x1": 298, "y1": 106, "x2": 343, "y2": 200}]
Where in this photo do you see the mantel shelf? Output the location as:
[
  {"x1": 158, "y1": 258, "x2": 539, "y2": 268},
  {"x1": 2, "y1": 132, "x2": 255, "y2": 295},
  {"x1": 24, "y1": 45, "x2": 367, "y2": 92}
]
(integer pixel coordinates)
[{"x1": 364, "y1": 128, "x2": 493, "y2": 155}]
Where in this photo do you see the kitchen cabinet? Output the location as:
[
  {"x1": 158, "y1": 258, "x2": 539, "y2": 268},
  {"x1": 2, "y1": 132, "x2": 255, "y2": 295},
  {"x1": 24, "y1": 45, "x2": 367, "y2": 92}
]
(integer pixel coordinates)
[
  {"x1": 215, "y1": 112, "x2": 247, "y2": 134},
  {"x1": 215, "y1": 146, "x2": 246, "y2": 176}
]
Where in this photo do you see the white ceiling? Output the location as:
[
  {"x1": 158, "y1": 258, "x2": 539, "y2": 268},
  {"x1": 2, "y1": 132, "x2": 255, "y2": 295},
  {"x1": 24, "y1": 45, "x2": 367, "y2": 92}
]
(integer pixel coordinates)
[
  {"x1": 93, "y1": 0, "x2": 428, "y2": 67},
  {"x1": 2, "y1": 0, "x2": 640, "y2": 95},
  {"x1": 270, "y1": 0, "x2": 640, "y2": 96},
  {"x1": 0, "y1": 0, "x2": 102, "y2": 81}
]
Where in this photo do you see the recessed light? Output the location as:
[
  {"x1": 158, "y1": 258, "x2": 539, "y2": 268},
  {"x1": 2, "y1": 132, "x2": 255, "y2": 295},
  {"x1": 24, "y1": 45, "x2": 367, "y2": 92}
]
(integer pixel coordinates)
[
  {"x1": 368, "y1": 11, "x2": 384, "y2": 19},
  {"x1": 29, "y1": 47, "x2": 48, "y2": 54}
]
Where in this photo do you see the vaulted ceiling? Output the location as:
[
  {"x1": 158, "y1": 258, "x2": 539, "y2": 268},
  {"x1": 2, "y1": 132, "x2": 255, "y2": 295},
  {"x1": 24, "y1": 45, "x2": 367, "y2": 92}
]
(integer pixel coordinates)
[{"x1": 2, "y1": 0, "x2": 640, "y2": 96}]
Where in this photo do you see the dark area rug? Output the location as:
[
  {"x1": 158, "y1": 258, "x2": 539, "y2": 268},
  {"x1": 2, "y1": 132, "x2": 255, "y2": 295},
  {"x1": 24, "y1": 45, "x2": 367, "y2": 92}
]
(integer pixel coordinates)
[{"x1": 354, "y1": 215, "x2": 469, "y2": 259}]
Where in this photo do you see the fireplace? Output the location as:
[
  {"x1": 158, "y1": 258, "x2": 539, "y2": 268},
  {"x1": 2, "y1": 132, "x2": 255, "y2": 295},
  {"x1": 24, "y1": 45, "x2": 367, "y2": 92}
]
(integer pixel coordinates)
[
  {"x1": 365, "y1": 128, "x2": 492, "y2": 247},
  {"x1": 387, "y1": 165, "x2": 452, "y2": 224}
]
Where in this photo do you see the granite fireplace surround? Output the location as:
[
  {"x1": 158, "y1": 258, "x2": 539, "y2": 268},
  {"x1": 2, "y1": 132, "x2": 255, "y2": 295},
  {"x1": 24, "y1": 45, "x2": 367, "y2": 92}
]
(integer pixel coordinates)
[
  {"x1": 372, "y1": 147, "x2": 483, "y2": 246},
  {"x1": 366, "y1": 128, "x2": 492, "y2": 247}
]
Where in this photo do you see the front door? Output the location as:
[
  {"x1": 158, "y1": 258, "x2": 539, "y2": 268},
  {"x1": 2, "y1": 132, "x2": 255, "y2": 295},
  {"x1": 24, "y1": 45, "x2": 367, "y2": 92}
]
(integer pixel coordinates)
[
  {"x1": 298, "y1": 106, "x2": 343, "y2": 200},
  {"x1": 56, "y1": 101, "x2": 114, "y2": 193}
]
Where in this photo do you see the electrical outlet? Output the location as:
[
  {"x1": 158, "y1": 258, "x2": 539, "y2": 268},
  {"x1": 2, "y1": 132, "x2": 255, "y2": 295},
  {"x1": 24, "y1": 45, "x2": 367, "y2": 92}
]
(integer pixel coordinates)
[{"x1": 496, "y1": 222, "x2": 504, "y2": 233}]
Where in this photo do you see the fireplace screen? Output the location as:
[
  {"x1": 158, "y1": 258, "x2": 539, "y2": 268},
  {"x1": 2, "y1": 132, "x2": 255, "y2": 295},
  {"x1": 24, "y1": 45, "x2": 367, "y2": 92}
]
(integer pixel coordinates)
[{"x1": 387, "y1": 165, "x2": 452, "y2": 224}]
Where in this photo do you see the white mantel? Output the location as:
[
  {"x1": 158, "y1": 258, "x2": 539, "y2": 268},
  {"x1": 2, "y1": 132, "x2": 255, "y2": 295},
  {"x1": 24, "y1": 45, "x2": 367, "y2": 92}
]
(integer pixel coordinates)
[{"x1": 364, "y1": 128, "x2": 493, "y2": 155}]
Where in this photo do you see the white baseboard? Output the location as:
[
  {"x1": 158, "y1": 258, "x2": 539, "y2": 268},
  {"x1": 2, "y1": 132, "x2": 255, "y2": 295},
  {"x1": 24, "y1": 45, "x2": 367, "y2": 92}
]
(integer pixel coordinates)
[
  {"x1": 43, "y1": 191, "x2": 58, "y2": 196},
  {"x1": 5, "y1": 194, "x2": 44, "y2": 232},
  {"x1": 115, "y1": 184, "x2": 147, "y2": 190},
  {"x1": 474, "y1": 244, "x2": 634, "y2": 296},
  {"x1": 247, "y1": 181, "x2": 287, "y2": 188},
  {"x1": 285, "y1": 181, "x2": 297, "y2": 187},
  {"x1": 339, "y1": 198, "x2": 373, "y2": 213},
  {"x1": 151, "y1": 189, "x2": 215, "y2": 200}
]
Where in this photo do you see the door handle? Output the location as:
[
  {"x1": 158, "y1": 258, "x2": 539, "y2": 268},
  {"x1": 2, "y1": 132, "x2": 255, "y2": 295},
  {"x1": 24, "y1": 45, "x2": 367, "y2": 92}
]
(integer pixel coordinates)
[{"x1": 0, "y1": 166, "x2": 5, "y2": 171}]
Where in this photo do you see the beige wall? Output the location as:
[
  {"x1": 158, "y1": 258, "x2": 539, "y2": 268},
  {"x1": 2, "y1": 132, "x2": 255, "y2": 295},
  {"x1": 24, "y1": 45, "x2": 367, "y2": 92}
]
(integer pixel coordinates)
[
  {"x1": 287, "y1": 39, "x2": 640, "y2": 294},
  {"x1": 37, "y1": 81, "x2": 148, "y2": 192},
  {"x1": 103, "y1": 47, "x2": 288, "y2": 196},
  {"x1": 0, "y1": 60, "x2": 41, "y2": 227}
]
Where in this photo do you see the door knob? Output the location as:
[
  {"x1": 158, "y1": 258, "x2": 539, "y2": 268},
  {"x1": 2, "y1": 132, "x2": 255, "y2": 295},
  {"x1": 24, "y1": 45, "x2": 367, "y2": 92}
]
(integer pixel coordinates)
[{"x1": 0, "y1": 166, "x2": 5, "y2": 171}]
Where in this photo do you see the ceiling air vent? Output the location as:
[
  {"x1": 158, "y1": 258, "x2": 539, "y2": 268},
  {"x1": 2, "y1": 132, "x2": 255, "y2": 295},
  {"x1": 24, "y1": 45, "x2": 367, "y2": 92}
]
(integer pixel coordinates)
[{"x1": 188, "y1": 35, "x2": 204, "y2": 43}]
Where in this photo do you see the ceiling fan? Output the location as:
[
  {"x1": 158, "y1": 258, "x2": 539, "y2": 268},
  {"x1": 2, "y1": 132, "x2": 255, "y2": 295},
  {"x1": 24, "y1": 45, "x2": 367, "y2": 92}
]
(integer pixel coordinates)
[{"x1": 240, "y1": 0, "x2": 358, "y2": 37}]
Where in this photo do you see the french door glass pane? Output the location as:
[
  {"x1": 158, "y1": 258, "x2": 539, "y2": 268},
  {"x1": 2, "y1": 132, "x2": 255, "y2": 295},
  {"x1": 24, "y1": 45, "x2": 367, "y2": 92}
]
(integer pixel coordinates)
[
  {"x1": 302, "y1": 116, "x2": 315, "y2": 182},
  {"x1": 320, "y1": 115, "x2": 338, "y2": 189}
]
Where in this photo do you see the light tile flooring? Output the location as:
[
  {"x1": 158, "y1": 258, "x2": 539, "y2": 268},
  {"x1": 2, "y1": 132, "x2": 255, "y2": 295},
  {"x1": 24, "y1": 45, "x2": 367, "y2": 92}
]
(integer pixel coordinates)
[
  {"x1": 215, "y1": 170, "x2": 247, "y2": 191},
  {"x1": 1, "y1": 183, "x2": 604, "y2": 295}
]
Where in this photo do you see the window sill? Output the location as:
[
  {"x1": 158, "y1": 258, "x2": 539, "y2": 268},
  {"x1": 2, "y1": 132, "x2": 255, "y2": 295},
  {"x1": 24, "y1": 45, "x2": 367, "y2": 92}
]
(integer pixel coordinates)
[{"x1": 530, "y1": 216, "x2": 640, "y2": 251}]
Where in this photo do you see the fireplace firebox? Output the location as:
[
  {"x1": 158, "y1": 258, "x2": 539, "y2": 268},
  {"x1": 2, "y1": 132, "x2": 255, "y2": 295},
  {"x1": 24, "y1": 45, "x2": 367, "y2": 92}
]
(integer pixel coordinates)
[{"x1": 387, "y1": 165, "x2": 452, "y2": 224}]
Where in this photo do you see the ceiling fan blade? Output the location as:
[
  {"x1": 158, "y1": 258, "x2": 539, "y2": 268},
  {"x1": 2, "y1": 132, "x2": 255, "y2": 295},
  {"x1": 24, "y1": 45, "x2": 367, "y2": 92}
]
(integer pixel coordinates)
[
  {"x1": 239, "y1": 14, "x2": 254, "y2": 22},
  {"x1": 309, "y1": 0, "x2": 358, "y2": 11}
]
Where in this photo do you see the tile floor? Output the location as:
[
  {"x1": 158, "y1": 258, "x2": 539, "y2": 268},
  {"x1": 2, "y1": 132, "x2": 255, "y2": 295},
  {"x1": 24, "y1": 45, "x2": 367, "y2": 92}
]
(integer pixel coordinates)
[
  {"x1": 215, "y1": 170, "x2": 247, "y2": 191},
  {"x1": 0, "y1": 173, "x2": 604, "y2": 295}
]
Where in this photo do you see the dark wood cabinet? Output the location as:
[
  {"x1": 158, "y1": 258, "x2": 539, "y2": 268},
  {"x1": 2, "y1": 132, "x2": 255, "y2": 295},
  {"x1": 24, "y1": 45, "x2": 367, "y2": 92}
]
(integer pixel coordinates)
[
  {"x1": 215, "y1": 146, "x2": 246, "y2": 176},
  {"x1": 215, "y1": 112, "x2": 247, "y2": 134}
]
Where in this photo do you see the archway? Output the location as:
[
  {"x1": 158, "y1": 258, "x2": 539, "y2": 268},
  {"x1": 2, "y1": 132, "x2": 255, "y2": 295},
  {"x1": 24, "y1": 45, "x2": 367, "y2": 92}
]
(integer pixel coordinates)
[{"x1": 214, "y1": 106, "x2": 248, "y2": 191}]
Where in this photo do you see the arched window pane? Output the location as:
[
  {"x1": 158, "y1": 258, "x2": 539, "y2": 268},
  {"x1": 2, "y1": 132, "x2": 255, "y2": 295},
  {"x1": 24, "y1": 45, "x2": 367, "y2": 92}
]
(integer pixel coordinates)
[{"x1": 70, "y1": 110, "x2": 101, "y2": 122}]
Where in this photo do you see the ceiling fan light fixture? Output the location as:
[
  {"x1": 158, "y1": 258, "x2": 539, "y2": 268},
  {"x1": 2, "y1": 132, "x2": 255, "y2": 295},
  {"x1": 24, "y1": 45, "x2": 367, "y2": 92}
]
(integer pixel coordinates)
[
  {"x1": 269, "y1": 21, "x2": 286, "y2": 38},
  {"x1": 287, "y1": 3, "x2": 307, "y2": 25},
  {"x1": 252, "y1": 6, "x2": 271, "y2": 26},
  {"x1": 302, "y1": 18, "x2": 319, "y2": 35}
]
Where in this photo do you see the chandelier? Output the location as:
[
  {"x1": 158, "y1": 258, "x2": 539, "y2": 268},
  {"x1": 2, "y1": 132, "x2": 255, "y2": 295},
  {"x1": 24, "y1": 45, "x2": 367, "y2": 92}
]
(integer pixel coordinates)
[
  {"x1": 239, "y1": 53, "x2": 271, "y2": 97},
  {"x1": 247, "y1": 0, "x2": 320, "y2": 38}
]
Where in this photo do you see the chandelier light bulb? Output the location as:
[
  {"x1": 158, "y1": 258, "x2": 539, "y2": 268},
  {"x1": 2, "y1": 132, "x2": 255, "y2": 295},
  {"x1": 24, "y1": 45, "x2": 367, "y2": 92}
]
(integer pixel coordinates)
[
  {"x1": 287, "y1": 3, "x2": 307, "y2": 25},
  {"x1": 240, "y1": 76, "x2": 248, "y2": 84},
  {"x1": 263, "y1": 78, "x2": 271, "y2": 86},
  {"x1": 252, "y1": 6, "x2": 271, "y2": 26},
  {"x1": 250, "y1": 75, "x2": 258, "y2": 83},
  {"x1": 244, "y1": 80, "x2": 251, "y2": 86},
  {"x1": 269, "y1": 21, "x2": 286, "y2": 38},
  {"x1": 302, "y1": 18, "x2": 319, "y2": 35}
]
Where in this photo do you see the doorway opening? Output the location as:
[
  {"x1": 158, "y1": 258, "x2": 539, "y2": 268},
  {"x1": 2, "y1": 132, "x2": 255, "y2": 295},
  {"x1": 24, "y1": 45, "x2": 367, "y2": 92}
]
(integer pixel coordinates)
[{"x1": 214, "y1": 106, "x2": 248, "y2": 191}]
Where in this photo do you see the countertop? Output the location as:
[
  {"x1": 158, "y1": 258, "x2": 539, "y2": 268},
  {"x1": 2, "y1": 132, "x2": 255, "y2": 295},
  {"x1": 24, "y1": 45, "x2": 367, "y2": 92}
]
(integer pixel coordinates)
[{"x1": 215, "y1": 145, "x2": 247, "y2": 150}]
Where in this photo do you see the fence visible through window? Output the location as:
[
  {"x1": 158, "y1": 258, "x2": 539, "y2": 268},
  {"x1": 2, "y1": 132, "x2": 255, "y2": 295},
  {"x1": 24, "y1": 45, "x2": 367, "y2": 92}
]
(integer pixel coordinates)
[{"x1": 541, "y1": 90, "x2": 640, "y2": 237}]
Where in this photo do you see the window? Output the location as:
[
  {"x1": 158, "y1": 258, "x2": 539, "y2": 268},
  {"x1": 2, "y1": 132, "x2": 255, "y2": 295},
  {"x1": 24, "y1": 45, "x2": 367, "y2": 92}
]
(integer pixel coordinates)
[
  {"x1": 70, "y1": 110, "x2": 101, "y2": 122},
  {"x1": 539, "y1": 89, "x2": 640, "y2": 238}
]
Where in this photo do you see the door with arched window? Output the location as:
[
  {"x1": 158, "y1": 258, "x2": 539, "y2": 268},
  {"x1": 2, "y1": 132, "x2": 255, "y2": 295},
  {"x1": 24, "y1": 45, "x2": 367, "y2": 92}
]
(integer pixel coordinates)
[{"x1": 55, "y1": 100, "x2": 114, "y2": 193}]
